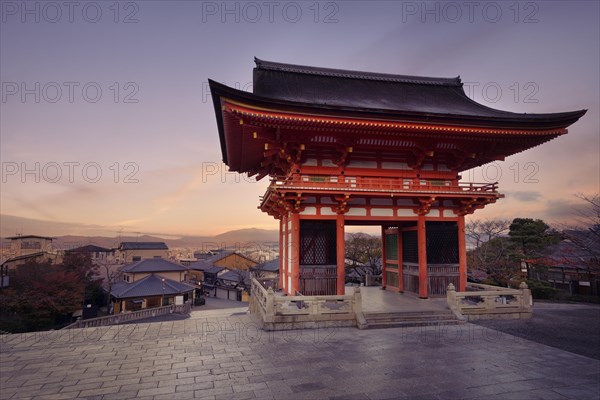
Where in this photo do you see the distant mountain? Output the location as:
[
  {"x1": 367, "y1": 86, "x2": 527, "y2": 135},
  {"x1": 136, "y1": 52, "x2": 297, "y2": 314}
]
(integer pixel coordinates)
[
  {"x1": 2, "y1": 230, "x2": 279, "y2": 250},
  {"x1": 213, "y1": 228, "x2": 279, "y2": 244},
  {"x1": 0, "y1": 214, "x2": 279, "y2": 249}
]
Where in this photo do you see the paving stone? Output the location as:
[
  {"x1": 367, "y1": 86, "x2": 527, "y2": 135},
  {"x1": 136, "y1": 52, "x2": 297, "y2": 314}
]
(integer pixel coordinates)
[
  {"x1": 0, "y1": 303, "x2": 598, "y2": 400},
  {"x1": 76, "y1": 385, "x2": 120, "y2": 397},
  {"x1": 136, "y1": 385, "x2": 176, "y2": 397}
]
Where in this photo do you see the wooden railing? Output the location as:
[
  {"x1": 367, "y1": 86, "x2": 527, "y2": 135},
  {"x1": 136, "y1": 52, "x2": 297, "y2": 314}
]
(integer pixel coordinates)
[
  {"x1": 249, "y1": 277, "x2": 361, "y2": 330},
  {"x1": 447, "y1": 282, "x2": 532, "y2": 321},
  {"x1": 299, "y1": 266, "x2": 337, "y2": 295},
  {"x1": 63, "y1": 303, "x2": 192, "y2": 329},
  {"x1": 269, "y1": 175, "x2": 498, "y2": 195},
  {"x1": 401, "y1": 263, "x2": 459, "y2": 296}
]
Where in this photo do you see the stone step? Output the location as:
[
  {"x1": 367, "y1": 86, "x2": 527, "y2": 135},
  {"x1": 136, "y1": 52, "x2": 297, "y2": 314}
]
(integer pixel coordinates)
[
  {"x1": 364, "y1": 315, "x2": 455, "y2": 323},
  {"x1": 364, "y1": 311, "x2": 453, "y2": 320},
  {"x1": 364, "y1": 319, "x2": 463, "y2": 329},
  {"x1": 359, "y1": 310, "x2": 462, "y2": 329}
]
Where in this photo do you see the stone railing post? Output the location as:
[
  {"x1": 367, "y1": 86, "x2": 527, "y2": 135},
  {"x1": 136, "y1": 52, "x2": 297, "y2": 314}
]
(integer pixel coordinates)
[
  {"x1": 265, "y1": 287, "x2": 275, "y2": 321},
  {"x1": 353, "y1": 287, "x2": 362, "y2": 313},
  {"x1": 519, "y1": 281, "x2": 532, "y2": 309},
  {"x1": 446, "y1": 283, "x2": 456, "y2": 310}
]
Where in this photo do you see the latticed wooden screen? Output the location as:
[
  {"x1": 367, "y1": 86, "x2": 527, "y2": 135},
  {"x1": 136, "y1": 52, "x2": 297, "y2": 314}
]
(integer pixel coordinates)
[
  {"x1": 402, "y1": 231, "x2": 418, "y2": 263},
  {"x1": 385, "y1": 271, "x2": 399, "y2": 287},
  {"x1": 385, "y1": 233, "x2": 398, "y2": 260},
  {"x1": 299, "y1": 220, "x2": 336, "y2": 265},
  {"x1": 426, "y1": 222, "x2": 458, "y2": 264}
]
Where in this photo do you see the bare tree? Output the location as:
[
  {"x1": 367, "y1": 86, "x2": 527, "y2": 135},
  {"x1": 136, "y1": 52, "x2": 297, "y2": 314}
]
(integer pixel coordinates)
[
  {"x1": 98, "y1": 260, "x2": 122, "y2": 306},
  {"x1": 345, "y1": 233, "x2": 382, "y2": 277},
  {"x1": 466, "y1": 218, "x2": 511, "y2": 268},
  {"x1": 466, "y1": 218, "x2": 511, "y2": 247},
  {"x1": 560, "y1": 193, "x2": 600, "y2": 271}
]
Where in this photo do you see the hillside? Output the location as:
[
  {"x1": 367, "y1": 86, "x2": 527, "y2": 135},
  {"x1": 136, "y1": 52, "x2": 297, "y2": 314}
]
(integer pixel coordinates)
[{"x1": 2, "y1": 229, "x2": 279, "y2": 250}]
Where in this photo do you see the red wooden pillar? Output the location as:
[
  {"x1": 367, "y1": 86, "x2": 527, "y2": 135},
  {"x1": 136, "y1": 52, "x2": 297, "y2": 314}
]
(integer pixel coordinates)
[
  {"x1": 417, "y1": 215, "x2": 428, "y2": 298},
  {"x1": 290, "y1": 212, "x2": 300, "y2": 295},
  {"x1": 397, "y1": 227, "x2": 404, "y2": 293},
  {"x1": 381, "y1": 226, "x2": 387, "y2": 289},
  {"x1": 457, "y1": 215, "x2": 467, "y2": 291},
  {"x1": 336, "y1": 213, "x2": 345, "y2": 295},
  {"x1": 278, "y1": 218, "x2": 284, "y2": 291}
]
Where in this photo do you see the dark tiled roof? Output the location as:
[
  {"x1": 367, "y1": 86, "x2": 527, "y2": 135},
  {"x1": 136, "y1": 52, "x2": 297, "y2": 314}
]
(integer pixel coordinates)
[
  {"x1": 187, "y1": 252, "x2": 256, "y2": 271},
  {"x1": 119, "y1": 242, "x2": 169, "y2": 250},
  {"x1": 110, "y1": 274, "x2": 196, "y2": 299},
  {"x1": 122, "y1": 259, "x2": 187, "y2": 273},
  {"x1": 1, "y1": 252, "x2": 48, "y2": 265},
  {"x1": 250, "y1": 58, "x2": 585, "y2": 123},
  {"x1": 187, "y1": 260, "x2": 212, "y2": 271},
  {"x1": 252, "y1": 258, "x2": 280, "y2": 272},
  {"x1": 205, "y1": 266, "x2": 226, "y2": 274},
  {"x1": 219, "y1": 269, "x2": 250, "y2": 283},
  {"x1": 69, "y1": 245, "x2": 112, "y2": 253},
  {"x1": 202, "y1": 251, "x2": 234, "y2": 263},
  {"x1": 209, "y1": 59, "x2": 586, "y2": 166},
  {"x1": 6, "y1": 235, "x2": 54, "y2": 240}
]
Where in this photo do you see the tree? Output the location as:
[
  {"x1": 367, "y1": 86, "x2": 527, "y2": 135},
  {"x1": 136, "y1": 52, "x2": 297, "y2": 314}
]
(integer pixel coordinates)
[
  {"x1": 508, "y1": 218, "x2": 560, "y2": 258},
  {"x1": 565, "y1": 193, "x2": 600, "y2": 258},
  {"x1": 0, "y1": 260, "x2": 85, "y2": 332},
  {"x1": 466, "y1": 218, "x2": 511, "y2": 269},
  {"x1": 61, "y1": 252, "x2": 104, "y2": 306},
  {"x1": 98, "y1": 260, "x2": 123, "y2": 306},
  {"x1": 345, "y1": 233, "x2": 382, "y2": 277},
  {"x1": 558, "y1": 193, "x2": 600, "y2": 279}
]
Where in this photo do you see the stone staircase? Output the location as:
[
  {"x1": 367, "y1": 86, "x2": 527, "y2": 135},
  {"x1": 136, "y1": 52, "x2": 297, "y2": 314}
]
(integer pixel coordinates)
[{"x1": 357, "y1": 309, "x2": 464, "y2": 329}]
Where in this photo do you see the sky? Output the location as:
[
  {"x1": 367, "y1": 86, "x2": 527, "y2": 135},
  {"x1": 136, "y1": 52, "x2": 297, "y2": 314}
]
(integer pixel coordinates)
[{"x1": 1, "y1": 0, "x2": 599, "y2": 238}]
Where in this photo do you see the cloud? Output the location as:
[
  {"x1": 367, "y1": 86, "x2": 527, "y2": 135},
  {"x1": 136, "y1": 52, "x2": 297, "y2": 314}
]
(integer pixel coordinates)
[
  {"x1": 505, "y1": 191, "x2": 542, "y2": 202},
  {"x1": 543, "y1": 198, "x2": 591, "y2": 221}
]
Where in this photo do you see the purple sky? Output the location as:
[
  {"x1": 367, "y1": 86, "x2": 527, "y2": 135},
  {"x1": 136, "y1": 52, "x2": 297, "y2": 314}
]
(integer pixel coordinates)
[{"x1": 1, "y1": 1, "x2": 598, "y2": 237}]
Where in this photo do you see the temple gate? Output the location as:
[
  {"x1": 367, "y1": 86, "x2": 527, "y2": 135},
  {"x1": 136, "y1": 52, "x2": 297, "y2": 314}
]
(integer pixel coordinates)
[{"x1": 209, "y1": 58, "x2": 585, "y2": 298}]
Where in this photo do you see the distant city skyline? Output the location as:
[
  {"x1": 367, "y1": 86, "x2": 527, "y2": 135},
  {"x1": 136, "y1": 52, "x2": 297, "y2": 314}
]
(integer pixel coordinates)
[{"x1": 1, "y1": 1, "x2": 598, "y2": 237}]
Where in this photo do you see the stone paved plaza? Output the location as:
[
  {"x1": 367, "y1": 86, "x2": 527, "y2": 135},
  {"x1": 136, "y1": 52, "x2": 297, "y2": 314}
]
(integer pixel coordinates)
[{"x1": 1, "y1": 305, "x2": 599, "y2": 400}]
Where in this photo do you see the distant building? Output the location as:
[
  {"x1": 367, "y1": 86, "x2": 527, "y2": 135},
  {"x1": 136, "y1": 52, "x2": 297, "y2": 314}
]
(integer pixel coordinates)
[
  {"x1": 524, "y1": 233, "x2": 600, "y2": 297},
  {"x1": 250, "y1": 258, "x2": 279, "y2": 289},
  {"x1": 187, "y1": 251, "x2": 257, "y2": 283},
  {"x1": 121, "y1": 258, "x2": 188, "y2": 283},
  {"x1": 187, "y1": 251, "x2": 256, "y2": 302},
  {"x1": 110, "y1": 274, "x2": 197, "y2": 313},
  {"x1": 116, "y1": 241, "x2": 169, "y2": 263},
  {"x1": 68, "y1": 244, "x2": 115, "y2": 264},
  {"x1": 110, "y1": 258, "x2": 198, "y2": 313},
  {"x1": 204, "y1": 251, "x2": 257, "y2": 270},
  {"x1": 6, "y1": 235, "x2": 54, "y2": 257},
  {"x1": 1, "y1": 235, "x2": 61, "y2": 283},
  {"x1": 216, "y1": 269, "x2": 251, "y2": 301}
]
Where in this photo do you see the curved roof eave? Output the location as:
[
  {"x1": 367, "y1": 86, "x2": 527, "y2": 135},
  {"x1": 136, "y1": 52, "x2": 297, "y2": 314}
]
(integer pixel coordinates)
[{"x1": 208, "y1": 79, "x2": 586, "y2": 164}]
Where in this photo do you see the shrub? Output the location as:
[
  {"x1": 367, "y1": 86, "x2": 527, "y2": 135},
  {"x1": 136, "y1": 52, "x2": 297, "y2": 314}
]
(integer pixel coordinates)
[{"x1": 526, "y1": 279, "x2": 560, "y2": 300}]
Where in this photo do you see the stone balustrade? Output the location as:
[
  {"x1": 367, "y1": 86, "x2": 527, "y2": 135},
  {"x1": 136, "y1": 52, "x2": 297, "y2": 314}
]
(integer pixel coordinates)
[
  {"x1": 447, "y1": 282, "x2": 532, "y2": 321},
  {"x1": 249, "y1": 277, "x2": 361, "y2": 330},
  {"x1": 63, "y1": 303, "x2": 191, "y2": 329}
]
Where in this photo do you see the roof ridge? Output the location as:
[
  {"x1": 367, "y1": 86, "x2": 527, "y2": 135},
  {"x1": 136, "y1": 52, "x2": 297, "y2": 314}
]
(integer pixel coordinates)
[
  {"x1": 254, "y1": 57, "x2": 462, "y2": 87},
  {"x1": 119, "y1": 274, "x2": 152, "y2": 296}
]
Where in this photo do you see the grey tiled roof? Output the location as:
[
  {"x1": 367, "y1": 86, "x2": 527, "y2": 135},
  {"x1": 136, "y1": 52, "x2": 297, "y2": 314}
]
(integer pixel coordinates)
[
  {"x1": 204, "y1": 266, "x2": 226, "y2": 275},
  {"x1": 122, "y1": 259, "x2": 187, "y2": 273},
  {"x1": 69, "y1": 244, "x2": 112, "y2": 253},
  {"x1": 219, "y1": 269, "x2": 250, "y2": 283},
  {"x1": 119, "y1": 242, "x2": 169, "y2": 250},
  {"x1": 252, "y1": 258, "x2": 280, "y2": 272},
  {"x1": 110, "y1": 274, "x2": 197, "y2": 299}
]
